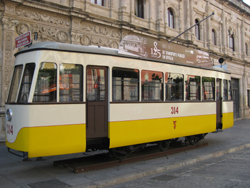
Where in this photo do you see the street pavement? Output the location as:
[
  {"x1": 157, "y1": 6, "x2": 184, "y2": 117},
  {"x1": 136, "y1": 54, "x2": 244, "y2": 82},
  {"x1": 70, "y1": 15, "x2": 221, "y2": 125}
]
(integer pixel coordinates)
[
  {"x1": 111, "y1": 140, "x2": 250, "y2": 188},
  {"x1": 0, "y1": 119, "x2": 250, "y2": 188}
]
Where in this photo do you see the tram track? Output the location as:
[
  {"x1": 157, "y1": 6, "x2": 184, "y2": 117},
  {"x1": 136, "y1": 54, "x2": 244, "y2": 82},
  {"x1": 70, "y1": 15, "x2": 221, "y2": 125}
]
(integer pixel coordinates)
[{"x1": 54, "y1": 141, "x2": 208, "y2": 174}]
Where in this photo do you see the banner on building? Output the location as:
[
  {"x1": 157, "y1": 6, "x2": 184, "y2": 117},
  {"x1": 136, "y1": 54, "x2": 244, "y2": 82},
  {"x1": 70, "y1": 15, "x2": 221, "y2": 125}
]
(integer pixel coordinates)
[{"x1": 118, "y1": 35, "x2": 212, "y2": 68}]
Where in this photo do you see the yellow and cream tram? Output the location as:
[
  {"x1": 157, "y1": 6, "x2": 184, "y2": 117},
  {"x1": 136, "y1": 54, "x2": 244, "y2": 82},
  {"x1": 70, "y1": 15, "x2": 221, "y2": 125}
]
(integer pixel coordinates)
[{"x1": 5, "y1": 41, "x2": 234, "y2": 159}]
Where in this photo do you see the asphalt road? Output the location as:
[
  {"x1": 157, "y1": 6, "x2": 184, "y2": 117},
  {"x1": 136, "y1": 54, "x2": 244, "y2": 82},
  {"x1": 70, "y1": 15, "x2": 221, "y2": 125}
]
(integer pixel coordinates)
[{"x1": 111, "y1": 147, "x2": 250, "y2": 188}]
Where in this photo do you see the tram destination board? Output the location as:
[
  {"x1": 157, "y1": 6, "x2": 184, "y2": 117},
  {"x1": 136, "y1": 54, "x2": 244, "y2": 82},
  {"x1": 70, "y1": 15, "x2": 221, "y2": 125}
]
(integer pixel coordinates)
[{"x1": 15, "y1": 31, "x2": 31, "y2": 48}]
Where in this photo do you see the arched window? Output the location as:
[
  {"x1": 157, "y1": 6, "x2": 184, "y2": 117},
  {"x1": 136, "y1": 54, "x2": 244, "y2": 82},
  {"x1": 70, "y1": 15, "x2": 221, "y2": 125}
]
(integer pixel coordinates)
[
  {"x1": 212, "y1": 29, "x2": 216, "y2": 45},
  {"x1": 228, "y1": 30, "x2": 235, "y2": 51},
  {"x1": 168, "y1": 8, "x2": 174, "y2": 29},
  {"x1": 245, "y1": 43, "x2": 248, "y2": 56},
  {"x1": 135, "y1": 0, "x2": 144, "y2": 19},
  {"x1": 195, "y1": 19, "x2": 200, "y2": 40},
  {"x1": 91, "y1": 0, "x2": 105, "y2": 6}
]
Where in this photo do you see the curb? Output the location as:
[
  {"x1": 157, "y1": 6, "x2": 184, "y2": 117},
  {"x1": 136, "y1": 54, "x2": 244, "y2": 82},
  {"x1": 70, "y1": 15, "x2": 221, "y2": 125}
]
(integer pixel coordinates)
[
  {"x1": 0, "y1": 141, "x2": 5, "y2": 146},
  {"x1": 74, "y1": 142, "x2": 250, "y2": 188}
]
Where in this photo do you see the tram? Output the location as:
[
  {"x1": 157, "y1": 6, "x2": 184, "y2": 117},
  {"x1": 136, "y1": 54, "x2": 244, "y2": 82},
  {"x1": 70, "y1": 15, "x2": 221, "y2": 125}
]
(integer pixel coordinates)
[{"x1": 5, "y1": 41, "x2": 234, "y2": 159}]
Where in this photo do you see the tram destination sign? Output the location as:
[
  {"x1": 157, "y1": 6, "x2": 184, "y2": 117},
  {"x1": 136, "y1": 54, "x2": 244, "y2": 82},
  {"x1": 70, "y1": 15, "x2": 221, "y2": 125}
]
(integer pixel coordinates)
[
  {"x1": 119, "y1": 35, "x2": 212, "y2": 68},
  {"x1": 15, "y1": 31, "x2": 31, "y2": 48}
]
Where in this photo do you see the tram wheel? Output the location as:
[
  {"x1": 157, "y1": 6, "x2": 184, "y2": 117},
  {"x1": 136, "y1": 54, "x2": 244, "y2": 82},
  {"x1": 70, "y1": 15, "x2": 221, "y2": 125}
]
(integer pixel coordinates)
[
  {"x1": 170, "y1": 138, "x2": 179, "y2": 145},
  {"x1": 158, "y1": 140, "x2": 170, "y2": 151},
  {"x1": 188, "y1": 136, "x2": 200, "y2": 145},
  {"x1": 109, "y1": 147, "x2": 130, "y2": 160}
]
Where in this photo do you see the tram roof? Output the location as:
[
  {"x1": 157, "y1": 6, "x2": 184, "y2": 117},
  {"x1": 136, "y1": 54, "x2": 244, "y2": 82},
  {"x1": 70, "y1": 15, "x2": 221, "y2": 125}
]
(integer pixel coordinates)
[
  {"x1": 16, "y1": 41, "x2": 119, "y2": 56},
  {"x1": 15, "y1": 41, "x2": 230, "y2": 74}
]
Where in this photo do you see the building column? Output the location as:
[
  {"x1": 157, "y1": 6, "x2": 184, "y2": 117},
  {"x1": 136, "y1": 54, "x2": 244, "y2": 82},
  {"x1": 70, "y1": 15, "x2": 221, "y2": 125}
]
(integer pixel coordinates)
[
  {"x1": 0, "y1": 17, "x2": 18, "y2": 140},
  {"x1": 184, "y1": 0, "x2": 193, "y2": 41},
  {"x1": 206, "y1": 1, "x2": 211, "y2": 49},
  {"x1": 221, "y1": 8, "x2": 227, "y2": 54}
]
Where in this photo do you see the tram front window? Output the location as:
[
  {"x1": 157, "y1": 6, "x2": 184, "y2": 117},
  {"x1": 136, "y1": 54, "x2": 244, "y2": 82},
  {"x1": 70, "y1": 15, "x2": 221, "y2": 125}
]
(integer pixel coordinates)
[
  {"x1": 18, "y1": 63, "x2": 35, "y2": 103},
  {"x1": 7, "y1": 65, "x2": 23, "y2": 103},
  {"x1": 33, "y1": 62, "x2": 57, "y2": 102}
]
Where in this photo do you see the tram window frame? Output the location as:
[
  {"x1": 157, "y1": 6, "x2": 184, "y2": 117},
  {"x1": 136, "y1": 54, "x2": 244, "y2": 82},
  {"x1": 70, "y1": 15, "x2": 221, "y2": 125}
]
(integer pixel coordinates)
[
  {"x1": 112, "y1": 67, "x2": 139, "y2": 101},
  {"x1": 165, "y1": 73, "x2": 183, "y2": 101},
  {"x1": 33, "y1": 62, "x2": 57, "y2": 102},
  {"x1": 18, "y1": 63, "x2": 36, "y2": 103},
  {"x1": 202, "y1": 77, "x2": 215, "y2": 101},
  {"x1": 7, "y1": 65, "x2": 23, "y2": 103},
  {"x1": 228, "y1": 80, "x2": 232, "y2": 100},
  {"x1": 141, "y1": 70, "x2": 163, "y2": 101},
  {"x1": 223, "y1": 79, "x2": 228, "y2": 101},
  {"x1": 185, "y1": 75, "x2": 200, "y2": 101},
  {"x1": 59, "y1": 64, "x2": 83, "y2": 102}
]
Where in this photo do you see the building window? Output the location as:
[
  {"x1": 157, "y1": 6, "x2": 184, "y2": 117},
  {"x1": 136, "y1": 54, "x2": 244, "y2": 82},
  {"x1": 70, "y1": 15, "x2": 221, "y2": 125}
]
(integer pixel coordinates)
[
  {"x1": 141, "y1": 70, "x2": 163, "y2": 101},
  {"x1": 167, "y1": 8, "x2": 174, "y2": 29},
  {"x1": 229, "y1": 30, "x2": 235, "y2": 51},
  {"x1": 212, "y1": 29, "x2": 216, "y2": 45},
  {"x1": 246, "y1": 43, "x2": 248, "y2": 56},
  {"x1": 135, "y1": 0, "x2": 144, "y2": 19},
  {"x1": 91, "y1": 0, "x2": 105, "y2": 6},
  {"x1": 195, "y1": 19, "x2": 200, "y2": 40}
]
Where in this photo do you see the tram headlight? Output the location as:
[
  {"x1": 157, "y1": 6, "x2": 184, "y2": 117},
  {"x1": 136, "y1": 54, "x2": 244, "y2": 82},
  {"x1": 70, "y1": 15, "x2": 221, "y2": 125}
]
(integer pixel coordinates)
[{"x1": 6, "y1": 109, "x2": 13, "y2": 122}]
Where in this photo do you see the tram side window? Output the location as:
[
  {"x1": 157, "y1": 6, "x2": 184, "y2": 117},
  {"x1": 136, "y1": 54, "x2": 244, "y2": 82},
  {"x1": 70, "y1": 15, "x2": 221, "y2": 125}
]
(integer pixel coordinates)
[
  {"x1": 7, "y1": 65, "x2": 23, "y2": 103},
  {"x1": 112, "y1": 67, "x2": 139, "y2": 101},
  {"x1": 33, "y1": 62, "x2": 57, "y2": 102},
  {"x1": 141, "y1": 70, "x2": 163, "y2": 101},
  {"x1": 223, "y1": 79, "x2": 228, "y2": 101},
  {"x1": 165, "y1": 73, "x2": 183, "y2": 101},
  {"x1": 202, "y1": 77, "x2": 215, "y2": 101},
  {"x1": 60, "y1": 64, "x2": 83, "y2": 102},
  {"x1": 18, "y1": 63, "x2": 35, "y2": 103},
  {"x1": 186, "y1": 75, "x2": 200, "y2": 101},
  {"x1": 228, "y1": 80, "x2": 232, "y2": 100}
]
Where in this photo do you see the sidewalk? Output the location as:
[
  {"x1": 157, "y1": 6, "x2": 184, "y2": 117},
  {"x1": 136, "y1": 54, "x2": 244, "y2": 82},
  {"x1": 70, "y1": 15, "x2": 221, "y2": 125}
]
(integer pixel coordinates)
[{"x1": 1, "y1": 119, "x2": 250, "y2": 188}]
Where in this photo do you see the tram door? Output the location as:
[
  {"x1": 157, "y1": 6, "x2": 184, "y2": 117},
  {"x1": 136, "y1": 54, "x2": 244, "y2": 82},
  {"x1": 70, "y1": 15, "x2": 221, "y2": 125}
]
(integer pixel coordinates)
[
  {"x1": 216, "y1": 79, "x2": 222, "y2": 129},
  {"x1": 86, "y1": 66, "x2": 108, "y2": 139}
]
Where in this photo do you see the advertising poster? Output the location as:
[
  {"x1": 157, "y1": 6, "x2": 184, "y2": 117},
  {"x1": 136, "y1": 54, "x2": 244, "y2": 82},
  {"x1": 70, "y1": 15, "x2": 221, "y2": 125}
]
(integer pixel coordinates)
[{"x1": 119, "y1": 35, "x2": 212, "y2": 68}]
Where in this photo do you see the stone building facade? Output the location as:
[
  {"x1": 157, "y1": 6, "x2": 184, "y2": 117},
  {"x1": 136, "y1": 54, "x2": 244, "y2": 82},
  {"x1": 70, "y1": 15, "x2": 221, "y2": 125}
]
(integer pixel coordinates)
[{"x1": 0, "y1": 0, "x2": 250, "y2": 140}]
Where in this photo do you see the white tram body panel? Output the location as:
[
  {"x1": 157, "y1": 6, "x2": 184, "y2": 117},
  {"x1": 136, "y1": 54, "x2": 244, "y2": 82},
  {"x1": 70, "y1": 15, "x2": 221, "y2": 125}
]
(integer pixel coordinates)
[{"x1": 5, "y1": 42, "x2": 234, "y2": 158}]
